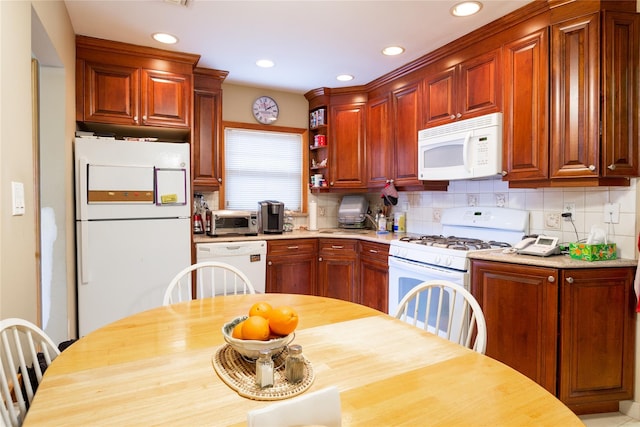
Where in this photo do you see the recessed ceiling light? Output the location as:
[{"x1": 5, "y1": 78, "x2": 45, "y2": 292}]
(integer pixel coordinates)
[
  {"x1": 152, "y1": 32, "x2": 178, "y2": 44},
  {"x1": 451, "y1": 1, "x2": 482, "y2": 17},
  {"x1": 382, "y1": 46, "x2": 405, "y2": 56},
  {"x1": 336, "y1": 74, "x2": 354, "y2": 82},
  {"x1": 256, "y1": 59, "x2": 275, "y2": 68}
]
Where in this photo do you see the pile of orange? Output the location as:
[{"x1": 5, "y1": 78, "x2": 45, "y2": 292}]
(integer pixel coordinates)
[{"x1": 231, "y1": 301, "x2": 299, "y2": 341}]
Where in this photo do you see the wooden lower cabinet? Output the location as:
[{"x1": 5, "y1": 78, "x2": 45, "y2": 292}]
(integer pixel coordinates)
[
  {"x1": 318, "y1": 239, "x2": 358, "y2": 301},
  {"x1": 265, "y1": 238, "x2": 389, "y2": 312},
  {"x1": 471, "y1": 259, "x2": 635, "y2": 414},
  {"x1": 558, "y1": 267, "x2": 636, "y2": 413},
  {"x1": 358, "y1": 241, "x2": 389, "y2": 313},
  {"x1": 266, "y1": 239, "x2": 317, "y2": 295}
]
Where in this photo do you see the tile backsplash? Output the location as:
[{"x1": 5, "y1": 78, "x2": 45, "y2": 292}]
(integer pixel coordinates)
[{"x1": 312, "y1": 178, "x2": 638, "y2": 259}]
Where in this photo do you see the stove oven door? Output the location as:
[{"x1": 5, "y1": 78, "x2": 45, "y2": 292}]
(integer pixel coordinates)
[{"x1": 388, "y1": 256, "x2": 468, "y2": 339}]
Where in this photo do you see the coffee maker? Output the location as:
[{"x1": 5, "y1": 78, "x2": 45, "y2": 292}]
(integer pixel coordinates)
[{"x1": 258, "y1": 200, "x2": 284, "y2": 234}]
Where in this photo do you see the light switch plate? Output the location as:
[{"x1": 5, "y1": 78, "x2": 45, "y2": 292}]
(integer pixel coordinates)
[{"x1": 11, "y1": 181, "x2": 25, "y2": 216}]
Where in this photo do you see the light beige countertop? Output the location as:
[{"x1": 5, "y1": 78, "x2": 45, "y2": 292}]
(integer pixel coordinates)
[
  {"x1": 468, "y1": 249, "x2": 637, "y2": 269},
  {"x1": 194, "y1": 231, "x2": 638, "y2": 269},
  {"x1": 193, "y1": 229, "x2": 400, "y2": 245}
]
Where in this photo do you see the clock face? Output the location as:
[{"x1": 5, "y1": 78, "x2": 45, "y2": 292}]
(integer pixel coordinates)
[{"x1": 252, "y1": 96, "x2": 279, "y2": 124}]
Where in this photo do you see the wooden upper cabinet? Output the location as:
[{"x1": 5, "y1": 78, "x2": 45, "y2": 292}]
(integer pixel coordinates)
[
  {"x1": 550, "y1": 12, "x2": 601, "y2": 179},
  {"x1": 329, "y1": 101, "x2": 366, "y2": 189},
  {"x1": 423, "y1": 49, "x2": 501, "y2": 128},
  {"x1": 192, "y1": 68, "x2": 228, "y2": 192},
  {"x1": 365, "y1": 81, "x2": 434, "y2": 190},
  {"x1": 601, "y1": 11, "x2": 640, "y2": 177},
  {"x1": 76, "y1": 36, "x2": 199, "y2": 130},
  {"x1": 141, "y1": 69, "x2": 191, "y2": 128},
  {"x1": 366, "y1": 95, "x2": 393, "y2": 187},
  {"x1": 392, "y1": 82, "x2": 423, "y2": 187},
  {"x1": 502, "y1": 27, "x2": 550, "y2": 182},
  {"x1": 82, "y1": 63, "x2": 139, "y2": 125}
]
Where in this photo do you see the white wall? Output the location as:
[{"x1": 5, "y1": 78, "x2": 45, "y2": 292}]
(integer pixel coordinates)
[{"x1": 0, "y1": 1, "x2": 76, "y2": 339}]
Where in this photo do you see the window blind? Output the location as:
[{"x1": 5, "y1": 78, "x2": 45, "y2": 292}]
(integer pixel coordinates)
[{"x1": 224, "y1": 127, "x2": 302, "y2": 211}]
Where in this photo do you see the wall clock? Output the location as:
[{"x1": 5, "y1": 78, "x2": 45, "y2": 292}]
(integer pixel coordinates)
[{"x1": 252, "y1": 96, "x2": 279, "y2": 124}]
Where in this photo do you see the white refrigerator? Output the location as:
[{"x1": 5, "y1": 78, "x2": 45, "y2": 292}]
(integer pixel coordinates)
[{"x1": 75, "y1": 138, "x2": 192, "y2": 336}]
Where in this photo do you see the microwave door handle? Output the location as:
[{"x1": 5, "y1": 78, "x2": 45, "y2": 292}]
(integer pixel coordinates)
[{"x1": 462, "y1": 132, "x2": 472, "y2": 173}]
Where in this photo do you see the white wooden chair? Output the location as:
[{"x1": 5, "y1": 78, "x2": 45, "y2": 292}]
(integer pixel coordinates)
[
  {"x1": 0, "y1": 318, "x2": 60, "y2": 427},
  {"x1": 162, "y1": 261, "x2": 256, "y2": 306},
  {"x1": 394, "y1": 280, "x2": 487, "y2": 354},
  {"x1": 247, "y1": 386, "x2": 342, "y2": 427}
]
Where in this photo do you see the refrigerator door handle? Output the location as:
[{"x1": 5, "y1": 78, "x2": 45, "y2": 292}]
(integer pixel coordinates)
[
  {"x1": 79, "y1": 221, "x2": 90, "y2": 284},
  {"x1": 79, "y1": 157, "x2": 89, "y2": 220}
]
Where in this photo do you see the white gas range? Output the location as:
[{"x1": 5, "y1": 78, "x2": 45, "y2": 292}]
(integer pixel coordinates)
[{"x1": 387, "y1": 207, "x2": 529, "y2": 318}]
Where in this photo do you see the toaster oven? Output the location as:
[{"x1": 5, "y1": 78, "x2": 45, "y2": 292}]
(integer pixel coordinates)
[{"x1": 208, "y1": 210, "x2": 258, "y2": 236}]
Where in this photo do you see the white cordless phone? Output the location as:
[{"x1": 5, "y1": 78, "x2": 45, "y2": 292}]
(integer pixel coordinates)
[{"x1": 516, "y1": 235, "x2": 561, "y2": 257}]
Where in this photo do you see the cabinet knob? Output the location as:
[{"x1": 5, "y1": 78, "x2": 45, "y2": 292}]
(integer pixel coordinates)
[
  {"x1": 608, "y1": 164, "x2": 616, "y2": 171},
  {"x1": 330, "y1": 181, "x2": 334, "y2": 186},
  {"x1": 501, "y1": 171, "x2": 507, "y2": 176},
  {"x1": 566, "y1": 277, "x2": 574, "y2": 284},
  {"x1": 450, "y1": 114, "x2": 456, "y2": 120},
  {"x1": 548, "y1": 276, "x2": 555, "y2": 283},
  {"x1": 217, "y1": 177, "x2": 222, "y2": 183},
  {"x1": 456, "y1": 113, "x2": 462, "y2": 119},
  {"x1": 133, "y1": 116, "x2": 138, "y2": 123},
  {"x1": 142, "y1": 115, "x2": 147, "y2": 122},
  {"x1": 318, "y1": 257, "x2": 323, "y2": 262},
  {"x1": 588, "y1": 165, "x2": 596, "y2": 171},
  {"x1": 268, "y1": 261, "x2": 272, "y2": 266}
]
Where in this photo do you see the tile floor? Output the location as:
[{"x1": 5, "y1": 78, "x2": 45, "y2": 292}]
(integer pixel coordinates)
[{"x1": 579, "y1": 412, "x2": 640, "y2": 427}]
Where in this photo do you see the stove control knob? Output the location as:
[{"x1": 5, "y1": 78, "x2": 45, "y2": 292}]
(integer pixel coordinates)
[
  {"x1": 444, "y1": 257, "x2": 452, "y2": 267},
  {"x1": 434, "y1": 255, "x2": 441, "y2": 265}
]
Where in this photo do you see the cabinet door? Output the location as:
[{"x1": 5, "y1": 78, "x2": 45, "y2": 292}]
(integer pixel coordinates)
[
  {"x1": 558, "y1": 268, "x2": 635, "y2": 412},
  {"x1": 266, "y1": 239, "x2": 317, "y2": 295},
  {"x1": 366, "y1": 95, "x2": 392, "y2": 187},
  {"x1": 601, "y1": 11, "x2": 640, "y2": 177},
  {"x1": 423, "y1": 66, "x2": 456, "y2": 127},
  {"x1": 329, "y1": 104, "x2": 366, "y2": 189},
  {"x1": 458, "y1": 49, "x2": 501, "y2": 119},
  {"x1": 358, "y1": 241, "x2": 389, "y2": 312},
  {"x1": 84, "y1": 62, "x2": 139, "y2": 125},
  {"x1": 502, "y1": 28, "x2": 549, "y2": 181},
  {"x1": 318, "y1": 239, "x2": 358, "y2": 301},
  {"x1": 141, "y1": 69, "x2": 191, "y2": 128},
  {"x1": 471, "y1": 260, "x2": 558, "y2": 394},
  {"x1": 193, "y1": 88, "x2": 222, "y2": 190},
  {"x1": 550, "y1": 12, "x2": 600, "y2": 178},
  {"x1": 392, "y1": 82, "x2": 422, "y2": 187}
]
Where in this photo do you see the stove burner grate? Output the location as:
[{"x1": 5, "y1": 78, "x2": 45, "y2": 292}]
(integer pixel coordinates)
[{"x1": 398, "y1": 235, "x2": 511, "y2": 251}]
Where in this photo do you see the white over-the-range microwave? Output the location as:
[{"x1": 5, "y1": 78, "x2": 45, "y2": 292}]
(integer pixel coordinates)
[{"x1": 418, "y1": 112, "x2": 503, "y2": 181}]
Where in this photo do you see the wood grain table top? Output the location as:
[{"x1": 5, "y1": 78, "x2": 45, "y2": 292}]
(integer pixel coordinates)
[{"x1": 24, "y1": 294, "x2": 584, "y2": 426}]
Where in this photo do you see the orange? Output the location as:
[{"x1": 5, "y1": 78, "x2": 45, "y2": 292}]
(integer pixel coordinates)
[
  {"x1": 231, "y1": 321, "x2": 244, "y2": 339},
  {"x1": 241, "y1": 315, "x2": 270, "y2": 341},
  {"x1": 248, "y1": 301, "x2": 273, "y2": 319},
  {"x1": 268, "y1": 306, "x2": 299, "y2": 336}
]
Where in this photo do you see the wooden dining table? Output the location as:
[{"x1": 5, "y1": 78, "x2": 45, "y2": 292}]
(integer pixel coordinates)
[{"x1": 24, "y1": 293, "x2": 584, "y2": 426}]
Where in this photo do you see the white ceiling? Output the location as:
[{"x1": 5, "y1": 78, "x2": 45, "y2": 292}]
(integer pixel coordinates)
[{"x1": 64, "y1": 0, "x2": 533, "y2": 94}]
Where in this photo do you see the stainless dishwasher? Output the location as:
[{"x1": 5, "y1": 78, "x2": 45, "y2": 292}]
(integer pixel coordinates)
[{"x1": 196, "y1": 240, "x2": 267, "y2": 293}]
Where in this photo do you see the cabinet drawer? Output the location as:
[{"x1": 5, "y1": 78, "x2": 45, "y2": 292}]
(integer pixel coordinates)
[
  {"x1": 359, "y1": 241, "x2": 389, "y2": 264},
  {"x1": 267, "y1": 239, "x2": 317, "y2": 256},
  {"x1": 319, "y1": 239, "x2": 358, "y2": 255}
]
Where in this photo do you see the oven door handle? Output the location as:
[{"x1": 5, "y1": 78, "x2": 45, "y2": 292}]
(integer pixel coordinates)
[{"x1": 388, "y1": 256, "x2": 464, "y2": 280}]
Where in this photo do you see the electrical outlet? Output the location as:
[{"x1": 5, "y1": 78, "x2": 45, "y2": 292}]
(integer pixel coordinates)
[
  {"x1": 603, "y1": 203, "x2": 620, "y2": 223},
  {"x1": 467, "y1": 194, "x2": 478, "y2": 207},
  {"x1": 495, "y1": 193, "x2": 506, "y2": 207},
  {"x1": 563, "y1": 203, "x2": 575, "y2": 221},
  {"x1": 318, "y1": 208, "x2": 326, "y2": 217}
]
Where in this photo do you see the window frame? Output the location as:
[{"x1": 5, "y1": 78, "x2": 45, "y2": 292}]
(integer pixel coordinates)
[{"x1": 220, "y1": 121, "x2": 308, "y2": 213}]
